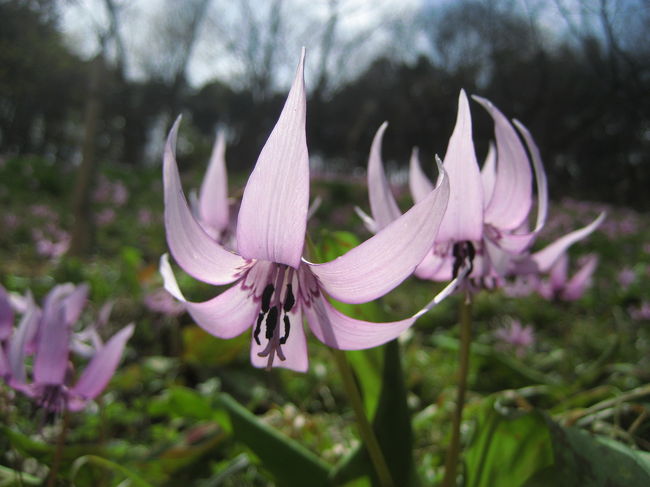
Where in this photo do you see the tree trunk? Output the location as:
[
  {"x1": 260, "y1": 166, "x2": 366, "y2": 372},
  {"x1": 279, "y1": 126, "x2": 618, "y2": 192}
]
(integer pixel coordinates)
[{"x1": 69, "y1": 54, "x2": 104, "y2": 256}]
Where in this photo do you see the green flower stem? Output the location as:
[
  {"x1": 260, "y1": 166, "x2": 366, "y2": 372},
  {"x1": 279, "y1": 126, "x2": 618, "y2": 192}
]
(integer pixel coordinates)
[
  {"x1": 47, "y1": 409, "x2": 70, "y2": 487},
  {"x1": 442, "y1": 293, "x2": 473, "y2": 487},
  {"x1": 333, "y1": 348, "x2": 394, "y2": 487}
]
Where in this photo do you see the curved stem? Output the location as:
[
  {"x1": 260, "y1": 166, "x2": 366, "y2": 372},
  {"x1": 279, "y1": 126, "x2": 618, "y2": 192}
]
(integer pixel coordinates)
[
  {"x1": 442, "y1": 293, "x2": 473, "y2": 487},
  {"x1": 332, "y1": 349, "x2": 394, "y2": 487},
  {"x1": 47, "y1": 410, "x2": 70, "y2": 487}
]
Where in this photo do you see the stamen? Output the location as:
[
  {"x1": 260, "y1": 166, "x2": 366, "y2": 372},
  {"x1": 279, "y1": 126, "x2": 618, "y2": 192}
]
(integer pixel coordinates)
[
  {"x1": 283, "y1": 284, "x2": 295, "y2": 312},
  {"x1": 255, "y1": 265, "x2": 298, "y2": 368},
  {"x1": 261, "y1": 284, "x2": 274, "y2": 312},
  {"x1": 265, "y1": 307, "x2": 278, "y2": 339},
  {"x1": 254, "y1": 312, "x2": 264, "y2": 345}
]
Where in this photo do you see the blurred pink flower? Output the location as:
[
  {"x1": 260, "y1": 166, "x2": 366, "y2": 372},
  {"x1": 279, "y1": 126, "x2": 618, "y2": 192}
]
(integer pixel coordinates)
[
  {"x1": 32, "y1": 228, "x2": 70, "y2": 259},
  {"x1": 112, "y1": 181, "x2": 129, "y2": 206},
  {"x1": 138, "y1": 208, "x2": 154, "y2": 226},
  {"x1": 494, "y1": 319, "x2": 535, "y2": 357},
  {"x1": 96, "y1": 208, "x2": 116, "y2": 226},
  {"x1": 617, "y1": 267, "x2": 636, "y2": 289},
  {"x1": 629, "y1": 302, "x2": 650, "y2": 321}
]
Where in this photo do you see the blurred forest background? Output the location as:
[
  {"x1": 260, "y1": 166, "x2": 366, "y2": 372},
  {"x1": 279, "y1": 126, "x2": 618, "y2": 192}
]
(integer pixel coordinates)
[{"x1": 1, "y1": 0, "x2": 649, "y2": 208}]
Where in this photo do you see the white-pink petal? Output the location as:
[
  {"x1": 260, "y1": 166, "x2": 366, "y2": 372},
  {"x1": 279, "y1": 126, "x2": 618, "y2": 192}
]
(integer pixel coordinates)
[
  {"x1": 199, "y1": 130, "x2": 230, "y2": 235},
  {"x1": 563, "y1": 254, "x2": 598, "y2": 300},
  {"x1": 164, "y1": 118, "x2": 247, "y2": 285},
  {"x1": 438, "y1": 90, "x2": 483, "y2": 242},
  {"x1": 236, "y1": 50, "x2": 309, "y2": 269},
  {"x1": 33, "y1": 305, "x2": 69, "y2": 385},
  {"x1": 474, "y1": 96, "x2": 532, "y2": 230},
  {"x1": 160, "y1": 254, "x2": 258, "y2": 339},
  {"x1": 304, "y1": 295, "x2": 416, "y2": 350},
  {"x1": 309, "y1": 170, "x2": 449, "y2": 304},
  {"x1": 72, "y1": 324, "x2": 134, "y2": 400},
  {"x1": 408, "y1": 147, "x2": 435, "y2": 204},
  {"x1": 480, "y1": 142, "x2": 497, "y2": 205},
  {"x1": 367, "y1": 122, "x2": 402, "y2": 230}
]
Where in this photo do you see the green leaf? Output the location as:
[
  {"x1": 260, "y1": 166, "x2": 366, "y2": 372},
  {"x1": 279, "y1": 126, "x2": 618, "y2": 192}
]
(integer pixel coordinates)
[
  {"x1": 465, "y1": 399, "x2": 554, "y2": 487},
  {"x1": 217, "y1": 393, "x2": 331, "y2": 487},
  {"x1": 465, "y1": 396, "x2": 650, "y2": 487},
  {"x1": 70, "y1": 455, "x2": 153, "y2": 487},
  {"x1": 526, "y1": 419, "x2": 650, "y2": 487},
  {"x1": 148, "y1": 386, "x2": 214, "y2": 421},
  {"x1": 0, "y1": 464, "x2": 42, "y2": 485}
]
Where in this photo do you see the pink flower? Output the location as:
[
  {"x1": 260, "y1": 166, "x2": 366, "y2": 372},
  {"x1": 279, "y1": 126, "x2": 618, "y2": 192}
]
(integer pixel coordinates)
[
  {"x1": 617, "y1": 267, "x2": 636, "y2": 290},
  {"x1": 96, "y1": 208, "x2": 116, "y2": 226},
  {"x1": 160, "y1": 50, "x2": 455, "y2": 372},
  {"x1": 629, "y1": 302, "x2": 650, "y2": 321},
  {"x1": 494, "y1": 319, "x2": 535, "y2": 357},
  {"x1": 359, "y1": 91, "x2": 549, "y2": 290},
  {"x1": 1, "y1": 284, "x2": 133, "y2": 414}
]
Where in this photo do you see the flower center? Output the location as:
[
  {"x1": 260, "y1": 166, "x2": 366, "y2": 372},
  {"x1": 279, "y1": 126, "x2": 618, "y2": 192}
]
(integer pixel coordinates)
[{"x1": 254, "y1": 265, "x2": 296, "y2": 369}]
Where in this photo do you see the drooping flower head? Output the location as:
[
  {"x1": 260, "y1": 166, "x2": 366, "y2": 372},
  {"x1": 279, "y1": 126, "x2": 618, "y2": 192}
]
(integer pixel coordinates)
[
  {"x1": 362, "y1": 90, "x2": 604, "y2": 292},
  {"x1": 161, "y1": 49, "x2": 454, "y2": 372},
  {"x1": 2, "y1": 283, "x2": 133, "y2": 415}
]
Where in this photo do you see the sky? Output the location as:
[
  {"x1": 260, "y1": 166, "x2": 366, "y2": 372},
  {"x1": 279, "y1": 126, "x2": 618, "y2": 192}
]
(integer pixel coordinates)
[{"x1": 58, "y1": 0, "x2": 423, "y2": 89}]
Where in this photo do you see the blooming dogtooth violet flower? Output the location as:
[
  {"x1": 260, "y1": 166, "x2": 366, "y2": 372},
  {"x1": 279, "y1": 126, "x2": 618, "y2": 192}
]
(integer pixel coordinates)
[
  {"x1": 160, "y1": 49, "x2": 456, "y2": 372},
  {"x1": 360, "y1": 90, "x2": 554, "y2": 289},
  {"x1": 2, "y1": 283, "x2": 133, "y2": 414}
]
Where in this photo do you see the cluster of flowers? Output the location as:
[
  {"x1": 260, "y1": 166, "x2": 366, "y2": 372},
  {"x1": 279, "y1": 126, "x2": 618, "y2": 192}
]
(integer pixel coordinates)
[
  {"x1": 28, "y1": 205, "x2": 71, "y2": 259},
  {"x1": 160, "y1": 50, "x2": 604, "y2": 373},
  {"x1": 0, "y1": 283, "x2": 133, "y2": 415}
]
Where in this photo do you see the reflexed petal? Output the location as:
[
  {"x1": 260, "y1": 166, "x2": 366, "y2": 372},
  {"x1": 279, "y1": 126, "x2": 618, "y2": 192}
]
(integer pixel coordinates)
[
  {"x1": 549, "y1": 253, "x2": 569, "y2": 289},
  {"x1": 63, "y1": 283, "x2": 88, "y2": 326},
  {"x1": 418, "y1": 260, "x2": 452, "y2": 282},
  {"x1": 533, "y1": 213, "x2": 605, "y2": 272},
  {"x1": 72, "y1": 324, "x2": 134, "y2": 400},
  {"x1": 33, "y1": 304, "x2": 69, "y2": 385},
  {"x1": 481, "y1": 142, "x2": 496, "y2": 204},
  {"x1": 563, "y1": 254, "x2": 598, "y2": 300},
  {"x1": 164, "y1": 117, "x2": 247, "y2": 285},
  {"x1": 414, "y1": 250, "x2": 446, "y2": 280},
  {"x1": 8, "y1": 300, "x2": 40, "y2": 386},
  {"x1": 0, "y1": 285, "x2": 12, "y2": 341},
  {"x1": 250, "y1": 306, "x2": 308, "y2": 372},
  {"x1": 495, "y1": 231, "x2": 537, "y2": 254},
  {"x1": 408, "y1": 147, "x2": 435, "y2": 204},
  {"x1": 199, "y1": 130, "x2": 229, "y2": 233},
  {"x1": 160, "y1": 254, "x2": 257, "y2": 339},
  {"x1": 485, "y1": 238, "x2": 514, "y2": 276},
  {"x1": 354, "y1": 206, "x2": 378, "y2": 234},
  {"x1": 367, "y1": 122, "x2": 402, "y2": 230},
  {"x1": 474, "y1": 96, "x2": 532, "y2": 230},
  {"x1": 514, "y1": 120, "x2": 548, "y2": 233},
  {"x1": 438, "y1": 90, "x2": 483, "y2": 242},
  {"x1": 309, "y1": 169, "x2": 449, "y2": 304},
  {"x1": 237, "y1": 50, "x2": 309, "y2": 268},
  {"x1": 304, "y1": 295, "x2": 415, "y2": 350}
]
